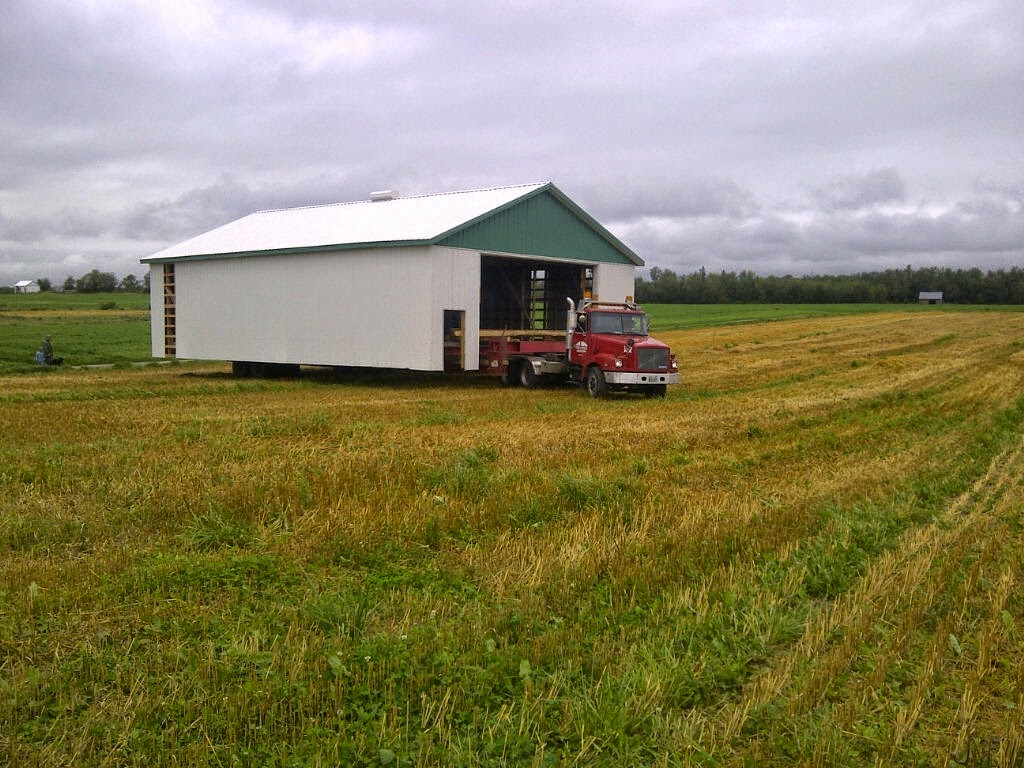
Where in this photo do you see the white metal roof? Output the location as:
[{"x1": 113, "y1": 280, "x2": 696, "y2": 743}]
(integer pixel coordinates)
[
  {"x1": 14, "y1": 279, "x2": 37, "y2": 287},
  {"x1": 143, "y1": 183, "x2": 549, "y2": 262}
]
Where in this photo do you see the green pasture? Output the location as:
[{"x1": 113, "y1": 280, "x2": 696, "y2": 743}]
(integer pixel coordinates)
[
  {"x1": 0, "y1": 292, "x2": 153, "y2": 373},
  {"x1": 644, "y1": 302, "x2": 1024, "y2": 330},
  {"x1": 3, "y1": 309, "x2": 1024, "y2": 765},
  {"x1": 0, "y1": 290, "x2": 150, "y2": 312},
  {"x1": 1, "y1": 295, "x2": 1017, "y2": 375}
]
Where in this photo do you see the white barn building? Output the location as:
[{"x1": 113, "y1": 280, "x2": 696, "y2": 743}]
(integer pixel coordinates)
[
  {"x1": 140, "y1": 182, "x2": 642, "y2": 373},
  {"x1": 13, "y1": 280, "x2": 40, "y2": 293}
]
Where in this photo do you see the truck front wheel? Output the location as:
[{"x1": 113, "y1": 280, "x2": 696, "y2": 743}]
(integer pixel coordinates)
[{"x1": 585, "y1": 366, "x2": 608, "y2": 398}]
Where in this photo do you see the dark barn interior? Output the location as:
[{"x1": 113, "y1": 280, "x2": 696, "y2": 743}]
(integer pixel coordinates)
[{"x1": 480, "y1": 255, "x2": 592, "y2": 331}]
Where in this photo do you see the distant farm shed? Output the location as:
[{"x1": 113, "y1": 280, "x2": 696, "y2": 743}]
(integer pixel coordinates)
[
  {"x1": 919, "y1": 291, "x2": 944, "y2": 305},
  {"x1": 140, "y1": 182, "x2": 642, "y2": 372},
  {"x1": 13, "y1": 280, "x2": 40, "y2": 293}
]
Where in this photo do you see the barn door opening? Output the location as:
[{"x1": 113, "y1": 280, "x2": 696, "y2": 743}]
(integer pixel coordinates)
[
  {"x1": 443, "y1": 310, "x2": 465, "y2": 372},
  {"x1": 480, "y1": 255, "x2": 589, "y2": 331}
]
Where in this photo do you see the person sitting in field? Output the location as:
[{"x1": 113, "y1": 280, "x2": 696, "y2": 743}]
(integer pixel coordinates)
[{"x1": 40, "y1": 335, "x2": 63, "y2": 365}]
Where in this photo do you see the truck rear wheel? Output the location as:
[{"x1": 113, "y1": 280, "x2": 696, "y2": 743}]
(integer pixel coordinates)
[
  {"x1": 518, "y1": 360, "x2": 538, "y2": 388},
  {"x1": 585, "y1": 366, "x2": 608, "y2": 398}
]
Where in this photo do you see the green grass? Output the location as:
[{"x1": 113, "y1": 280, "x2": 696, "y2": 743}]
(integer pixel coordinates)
[
  {"x1": 3, "y1": 306, "x2": 1024, "y2": 765},
  {"x1": 0, "y1": 292, "x2": 153, "y2": 373},
  {"x1": 644, "y1": 302, "x2": 1024, "y2": 330},
  {"x1": 0, "y1": 290, "x2": 150, "y2": 312},
  {"x1": 0, "y1": 313, "x2": 154, "y2": 372},
  {"x1": 3, "y1": 298, "x2": 1012, "y2": 374}
]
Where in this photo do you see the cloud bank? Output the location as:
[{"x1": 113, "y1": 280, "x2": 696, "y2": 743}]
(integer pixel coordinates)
[{"x1": 1, "y1": 0, "x2": 1021, "y2": 285}]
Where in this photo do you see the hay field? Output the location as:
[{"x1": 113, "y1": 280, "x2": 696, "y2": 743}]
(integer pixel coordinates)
[{"x1": 2, "y1": 310, "x2": 1023, "y2": 766}]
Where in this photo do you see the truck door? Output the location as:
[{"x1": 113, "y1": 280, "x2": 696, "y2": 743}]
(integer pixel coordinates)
[{"x1": 569, "y1": 311, "x2": 589, "y2": 365}]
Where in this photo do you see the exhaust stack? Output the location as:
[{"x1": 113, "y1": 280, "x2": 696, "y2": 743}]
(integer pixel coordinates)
[{"x1": 566, "y1": 297, "x2": 576, "y2": 353}]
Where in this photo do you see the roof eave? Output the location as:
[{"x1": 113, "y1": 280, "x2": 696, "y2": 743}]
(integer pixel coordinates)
[{"x1": 140, "y1": 239, "x2": 434, "y2": 264}]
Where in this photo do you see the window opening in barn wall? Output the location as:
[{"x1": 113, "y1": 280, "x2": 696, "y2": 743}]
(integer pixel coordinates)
[
  {"x1": 163, "y1": 264, "x2": 176, "y2": 356},
  {"x1": 443, "y1": 310, "x2": 465, "y2": 372}
]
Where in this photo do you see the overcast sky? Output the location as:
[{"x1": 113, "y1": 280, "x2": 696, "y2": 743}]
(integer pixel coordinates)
[{"x1": 1, "y1": 0, "x2": 1021, "y2": 286}]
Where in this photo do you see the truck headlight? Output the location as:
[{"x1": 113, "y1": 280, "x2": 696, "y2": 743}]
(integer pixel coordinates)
[{"x1": 615, "y1": 358, "x2": 624, "y2": 368}]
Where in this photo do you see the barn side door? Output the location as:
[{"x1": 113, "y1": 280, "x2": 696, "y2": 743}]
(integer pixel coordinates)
[{"x1": 443, "y1": 310, "x2": 465, "y2": 372}]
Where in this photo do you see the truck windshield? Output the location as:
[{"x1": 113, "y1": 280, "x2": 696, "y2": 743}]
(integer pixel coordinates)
[{"x1": 589, "y1": 312, "x2": 649, "y2": 335}]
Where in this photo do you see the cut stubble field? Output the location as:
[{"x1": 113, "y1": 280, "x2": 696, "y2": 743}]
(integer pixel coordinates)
[{"x1": 2, "y1": 310, "x2": 1023, "y2": 766}]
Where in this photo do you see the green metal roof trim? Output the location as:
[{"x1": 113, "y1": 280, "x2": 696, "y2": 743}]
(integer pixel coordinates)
[{"x1": 436, "y1": 184, "x2": 643, "y2": 266}]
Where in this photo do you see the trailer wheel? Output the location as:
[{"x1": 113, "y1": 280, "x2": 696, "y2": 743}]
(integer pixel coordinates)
[
  {"x1": 518, "y1": 360, "x2": 538, "y2": 388},
  {"x1": 585, "y1": 366, "x2": 608, "y2": 398}
]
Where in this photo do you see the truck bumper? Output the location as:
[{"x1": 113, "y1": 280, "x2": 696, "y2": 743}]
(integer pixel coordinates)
[{"x1": 604, "y1": 371, "x2": 681, "y2": 386}]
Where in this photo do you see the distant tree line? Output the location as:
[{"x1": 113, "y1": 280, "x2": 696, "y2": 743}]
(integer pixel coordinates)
[
  {"x1": 37, "y1": 270, "x2": 150, "y2": 293},
  {"x1": 635, "y1": 266, "x2": 1024, "y2": 304}
]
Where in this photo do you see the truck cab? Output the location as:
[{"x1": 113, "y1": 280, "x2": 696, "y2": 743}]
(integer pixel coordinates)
[{"x1": 568, "y1": 299, "x2": 680, "y2": 397}]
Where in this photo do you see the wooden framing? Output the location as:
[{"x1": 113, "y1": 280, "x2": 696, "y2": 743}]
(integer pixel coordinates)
[{"x1": 163, "y1": 264, "x2": 176, "y2": 356}]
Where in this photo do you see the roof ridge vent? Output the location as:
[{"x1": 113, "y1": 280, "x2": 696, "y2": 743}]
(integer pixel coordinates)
[{"x1": 369, "y1": 189, "x2": 397, "y2": 202}]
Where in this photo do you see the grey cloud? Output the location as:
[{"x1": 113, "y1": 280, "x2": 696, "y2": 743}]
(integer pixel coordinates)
[
  {"x1": 2, "y1": 215, "x2": 47, "y2": 243},
  {"x1": 583, "y1": 177, "x2": 761, "y2": 223},
  {"x1": 119, "y1": 173, "x2": 397, "y2": 242},
  {"x1": 812, "y1": 169, "x2": 907, "y2": 211},
  {"x1": 122, "y1": 176, "x2": 265, "y2": 242},
  {"x1": 624, "y1": 180, "x2": 1024, "y2": 276},
  {"x1": 4, "y1": 206, "x2": 110, "y2": 243},
  {"x1": 1, "y1": 0, "x2": 1022, "y2": 286}
]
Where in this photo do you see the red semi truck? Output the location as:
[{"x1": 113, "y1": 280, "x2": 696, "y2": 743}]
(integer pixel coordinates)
[{"x1": 480, "y1": 297, "x2": 680, "y2": 397}]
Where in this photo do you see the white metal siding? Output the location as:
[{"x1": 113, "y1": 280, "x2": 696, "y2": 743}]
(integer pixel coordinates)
[
  {"x1": 429, "y1": 247, "x2": 481, "y2": 370},
  {"x1": 173, "y1": 247, "x2": 442, "y2": 370},
  {"x1": 593, "y1": 263, "x2": 637, "y2": 303},
  {"x1": 153, "y1": 246, "x2": 635, "y2": 371}
]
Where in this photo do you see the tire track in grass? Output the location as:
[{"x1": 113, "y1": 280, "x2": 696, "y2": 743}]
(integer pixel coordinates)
[{"x1": 707, "y1": 430, "x2": 1024, "y2": 765}]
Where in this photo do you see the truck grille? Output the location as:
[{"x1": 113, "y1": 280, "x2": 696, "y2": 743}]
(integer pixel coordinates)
[{"x1": 638, "y1": 348, "x2": 669, "y2": 370}]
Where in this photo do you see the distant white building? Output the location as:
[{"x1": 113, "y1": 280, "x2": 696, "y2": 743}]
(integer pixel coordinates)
[
  {"x1": 13, "y1": 280, "x2": 40, "y2": 293},
  {"x1": 918, "y1": 291, "x2": 944, "y2": 305}
]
